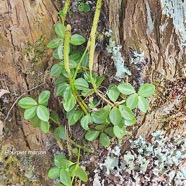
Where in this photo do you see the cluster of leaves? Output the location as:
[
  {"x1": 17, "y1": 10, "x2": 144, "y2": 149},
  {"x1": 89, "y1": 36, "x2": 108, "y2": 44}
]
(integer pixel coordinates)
[
  {"x1": 82, "y1": 83, "x2": 155, "y2": 147},
  {"x1": 18, "y1": 22, "x2": 155, "y2": 147},
  {"x1": 18, "y1": 1, "x2": 155, "y2": 185},
  {"x1": 18, "y1": 91, "x2": 50, "y2": 133},
  {"x1": 48, "y1": 154, "x2": 88, "y2": 186},
  {"x1": 47, "y1": 23, "x2": 86, "y2": 60},
  {"x1": 95, "y1": 131, "x2": 186, "y2": 185}
]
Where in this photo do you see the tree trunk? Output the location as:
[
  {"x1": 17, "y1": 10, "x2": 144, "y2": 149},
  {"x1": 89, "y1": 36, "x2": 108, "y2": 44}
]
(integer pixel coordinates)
[
  {"x1": 0, "y1": 0, "x2": 60, "y2": 184},
  {"x1": 108, "y1": 0, "x2": 185, "y2": 141},
  {"x1": 0, "y1": 0, "x2": 185, "y2": 184}
]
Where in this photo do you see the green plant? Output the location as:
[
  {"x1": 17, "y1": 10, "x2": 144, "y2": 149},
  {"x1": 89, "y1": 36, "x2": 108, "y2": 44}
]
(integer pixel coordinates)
[
  {"x1": 18, "y1": 90, "x2": 50, "y2": 133},
  {"x1": 18, "y1": 0, "x2": 155, "y2": 185},
  {"x1": 48, "y1": 152, "x2": 88, "y2": 186}
]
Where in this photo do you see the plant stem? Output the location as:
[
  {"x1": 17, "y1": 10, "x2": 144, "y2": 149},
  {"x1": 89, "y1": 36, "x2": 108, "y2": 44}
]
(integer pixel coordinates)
[
  {"x1": 73, "y1": 44, "x2": 90, "y2": 82},
  {"x1": 70, "y1": 84, "x2": 89, "y2": 114},
  {"x1": 69, "y1": 139, "x2": 93, "y2": 153},
  {"x1": 114, "y1": 99, "x2": 126, "y2": 106},
  {"x1": 49, "y1": 117, "x2": 60, "y2": 126},
  {"x1": 71, "y1": 148, "x2": 81, "y2": 185}
]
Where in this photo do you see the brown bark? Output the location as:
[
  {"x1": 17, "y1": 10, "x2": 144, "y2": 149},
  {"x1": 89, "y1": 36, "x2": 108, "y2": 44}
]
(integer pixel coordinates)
[
  {"x1": 0, "y1": 0, "x2": 59, "y2": 159},
  {"x1": 108, "y1": 0, "x2": 186, "y2": 141}
]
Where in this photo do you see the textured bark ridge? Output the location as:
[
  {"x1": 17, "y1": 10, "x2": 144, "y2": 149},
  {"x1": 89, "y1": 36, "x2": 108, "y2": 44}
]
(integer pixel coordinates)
[
  {"x1": 0, "y1": 0, "x2": 58, "y2": 92},
  {"x1": 0, "y1": 0, "x2": 59, "y2": 150},
  {"x1": 107, "y1": 0, "x2": 186, "y2": 139}
]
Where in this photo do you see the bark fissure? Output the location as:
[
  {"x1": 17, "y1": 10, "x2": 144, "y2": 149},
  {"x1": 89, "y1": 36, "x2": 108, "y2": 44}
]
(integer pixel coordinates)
[
  {"x1": 42, "y1": 0, "x2": 56, "y2": 25},
  {"x1": 22, "y1": 0, "x2": 34, "y2": 42}
]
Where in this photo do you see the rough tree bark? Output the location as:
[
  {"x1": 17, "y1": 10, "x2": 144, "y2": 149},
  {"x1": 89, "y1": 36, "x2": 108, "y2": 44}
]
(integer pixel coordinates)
[
  {"x1": 0, "y1": 0, "x2": 60, "y2": 184},
  {"x1": 108, "y1": 0, "x2": 186, "y2": 142},
  {"x1": 0, "y1": 0, "x2": 64, "y2": 147},
  {"x1": 0, "y1": 0, "x2": 185, "y2": 184}
]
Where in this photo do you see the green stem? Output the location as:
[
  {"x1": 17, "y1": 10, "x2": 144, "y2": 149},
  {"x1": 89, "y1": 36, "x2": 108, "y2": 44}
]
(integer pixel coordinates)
[
  {"x1": 71, "y1": 84, "x2": 89, "y2": 114},
  {"x1": 61, "y1": 0, "x2": 70, "y2": 25},
  {"x1": 71, "y1": 148, "x2": 81, "y2": 185},
  {"x1": 73, "y1": 44, "x2": 90, "y2": 82},
  {"x1": 49, "y1": 117, "x2": 60, "y2": 126},
  {"x1": 114, "y1": 99, "x2": 126, "y2": 107},
  {"x1": 69, "y1": 139, "x2": 93, "y2": 153}
]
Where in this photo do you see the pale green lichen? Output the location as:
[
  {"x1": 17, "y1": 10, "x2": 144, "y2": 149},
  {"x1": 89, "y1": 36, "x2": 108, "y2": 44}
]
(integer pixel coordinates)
[
  {"x1": 145, "y1": 0, "x2": 154, "y2": 36},
  {"x1": 160, "y1": 0, "x2": 186, "y2": 46},
  {"x1": 105, "y1": 30, "x2": 131, "y2": 81},
  {"x1": 95, "y1": 131, "x2": 186, "y2": 185}
]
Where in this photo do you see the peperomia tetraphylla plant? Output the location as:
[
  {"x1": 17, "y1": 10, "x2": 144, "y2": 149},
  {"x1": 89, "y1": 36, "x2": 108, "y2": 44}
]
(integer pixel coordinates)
[{"x1": 18, "y1": 0, "x2": 155, "y2": 185}]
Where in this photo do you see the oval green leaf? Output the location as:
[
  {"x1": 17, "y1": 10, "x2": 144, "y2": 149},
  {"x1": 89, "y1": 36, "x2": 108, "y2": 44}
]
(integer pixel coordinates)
[
  {"x1": 118, "y1": 83, "x2": 135, "y2": 95},
  {"x1": 70, "y1": 165, "x2": 88, "y2": 182},
  {"x1": 57, "y1": 44, "x2": 63, "y2": 60},
  {"x1": 82, "y1": 89, "x2": 94, "y2": 97},
  {"x1": 39, "y1": 120, "x2": 50, "y2": 133},
  {"x1": 54, "y1": 126, "x2": 66, "y2": 140},
  {"x1": 47, "y1": 38, "x2": 62, "y2": 49},
  {"x1": 78, "y1": 2, "x2": 91, "y2": 13},
  {"x1": 30, "y1": 116, "x2": 40, "y2": 128},
  {"x1": 124, "y1": 119, "x2": 136, "y2": 126},
  {"x1": 55, "y1": 23, "x2": 65, "y2": 38},
  {"x1": 56, "y1": 83, "x2": 69, "y2": 97},
  {"x1": 70, "y1": 34, "x2": 86, "y2": 45},
  {"x1": 138, "y1": 84, "x2": 155, "y2": 97},
  {"x1": 38, "y1": 90, "x2": 50, "y2": 106},
  {"x1": 104, "y1": 127, "x2": 114, "y2": 137},
  {"x1": 80, "y1": 114, "x2": 92, "y2": 130},
  {"x1": 60, "y1": 169, "x2": 71, "y2": 186},
  {"x1": 91, "y1": 105, "x2": 111, "y2": 124},
  {"x1": 113, "y1": 125, "x2": 126, "y2": 139},
  {"x1": 138, "y1": 96, "x2": 149, "y2": 113},
  {"x1": 99, "y1": 133, "x2": 110, "y2": 147},
  {"x1": 74, "y1": 78, "x2": 89, "y2": 90},
  {"x1": 95, "y1": 125, "x2": 105, "y2": 131},
  {"x1": 48, "y1": 167, "x2": 60, "y2": 179},
  {"x1": 24, "y1": 106, "x2": 37, "y2": 120},
  {"x1": 18, "y1": 97, "x2": 37, "y2": 109},
  {"x1": 36, "y1": 105, "x2": 50, "y2": 121},
  {"x1": 106, "y1": 85, "x2": 120, "y2": 102},
  {"x1": 54, "y1": 154, "x2": 66, "y2": 168},
  {"x1": 63, "y1": 95, "x2": 76, "y2": 112},
  {"x1": 126, "y1": 93, "x2": 138, "y2": 109},
  {"x1": 119, "y1": 105, "x2": 135, "y2": 120},
  {"x1": 51, "y1": 63, "x2": 63, "y2": 77},
  {"x1": 85, "y1": 130, "x2": 99, "y2": 141},
  {"x1": 67, "y1": 109, "x2": 83, "y2": 126},
  {"x1": 109, "y1": 107, "x2": 122, "y2": 125},
  {"x1": 53, "y1": 48, "x2": 61, "y2": 59}
]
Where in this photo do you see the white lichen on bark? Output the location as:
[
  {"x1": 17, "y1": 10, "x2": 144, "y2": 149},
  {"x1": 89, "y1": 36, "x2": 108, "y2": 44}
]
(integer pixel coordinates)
[
  {"x1": 145, "y1": 0, "x2": 154, "y2": 36},
  {"x1": 106, "y1": 31, "x2": 131, "y2": 81},
  {"x1": 160, "y1": 0, "x2": 186, "y2": 46}
]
